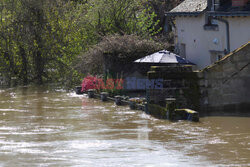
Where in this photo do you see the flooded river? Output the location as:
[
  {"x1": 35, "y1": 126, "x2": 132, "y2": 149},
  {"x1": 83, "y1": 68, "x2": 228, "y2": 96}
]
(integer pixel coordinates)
[{"x1": 0, "y1": 86, "x2": 249, "y2": 167}]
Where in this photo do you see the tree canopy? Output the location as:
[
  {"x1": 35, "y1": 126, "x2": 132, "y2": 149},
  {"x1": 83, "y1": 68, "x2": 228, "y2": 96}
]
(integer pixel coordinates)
[{"x1": 0, "y1": 0, "x2": 177, "y2": 86}]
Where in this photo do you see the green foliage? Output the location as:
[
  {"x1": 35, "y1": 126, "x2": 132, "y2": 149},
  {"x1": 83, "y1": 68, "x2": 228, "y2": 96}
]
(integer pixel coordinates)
[
  {"x1": 0, "y1": 0, "x2": 167, "y2": 87},
  {"x1": 0, "y1": 0, "x2": 89, "y2": 85},
  {"x1": 77, "y1": 34, "x2": 168, "y2": 74},
  {"x1": 85, "y1": 0, "x2": 161, "y2": 37}
]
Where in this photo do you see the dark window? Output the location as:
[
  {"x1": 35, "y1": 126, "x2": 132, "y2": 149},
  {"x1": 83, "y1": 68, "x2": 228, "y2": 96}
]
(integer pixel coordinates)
[
  {"x1": 204, "y1": 17, "x2": 219, "y2": 31},
  {"x1": 217, "y1": 55, "x2": 223, "y2": 61},
  {"x1": 212, "y1": 0, "x2": 232, "y2": 11}
]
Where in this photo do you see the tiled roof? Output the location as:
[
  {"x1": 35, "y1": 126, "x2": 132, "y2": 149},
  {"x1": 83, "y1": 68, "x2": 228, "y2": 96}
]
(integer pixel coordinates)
[{"x1": 166, "y1": 0, "x2": 207, "y2": 15}]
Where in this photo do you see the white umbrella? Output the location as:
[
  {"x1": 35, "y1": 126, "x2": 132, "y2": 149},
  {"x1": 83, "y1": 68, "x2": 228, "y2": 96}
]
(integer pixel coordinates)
[{"x1": 134, "y1": 50, "x2": 194, "y2": 65}]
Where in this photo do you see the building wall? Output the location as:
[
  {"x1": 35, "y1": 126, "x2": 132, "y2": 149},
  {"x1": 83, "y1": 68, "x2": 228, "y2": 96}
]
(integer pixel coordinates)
[
  {"x1": 146, "y1": 43, "x2": 250, "y2": 117},
  {"x1": 199, "y1": 42, "x2": 250, "y2": 116},
  {"x1": 175, "y1": 15, "x2": 250, "y2": 69},
  {"x1": 145, "y1": 43, "x2": 250, "y2": 117},
  {"x1": 228, "y1": 17, "x2": 250, "y2": 51},
  {"x1": 232, "y1": 0, "x2": 248, "y2": 7}
]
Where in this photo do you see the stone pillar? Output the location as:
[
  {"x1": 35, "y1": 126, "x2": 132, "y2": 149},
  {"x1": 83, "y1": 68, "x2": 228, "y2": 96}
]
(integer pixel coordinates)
[
  {"x1": 129, "y1": 99, "x2": 136, "y2": 110},
  {"x1": 75, "y1": 86, "x2": 83, "y2": 95},
  {"x1": 87, "y1": 89, "x2": 95, "y2": 98},
  {"x1": 101, "y1": 92, "x2": 109, "y2": 102},
  {"x1": 166, "y1": 98, "x2": 176, "y2": 120},
  {"x1": 115, "y1": 96, "x2": 122, "y2": 105}
]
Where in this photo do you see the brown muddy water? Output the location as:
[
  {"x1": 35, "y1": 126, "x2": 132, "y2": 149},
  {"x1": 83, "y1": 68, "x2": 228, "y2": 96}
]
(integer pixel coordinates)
[{"x1": 0, "y1": 86, "x2": 249, "y2": 167}]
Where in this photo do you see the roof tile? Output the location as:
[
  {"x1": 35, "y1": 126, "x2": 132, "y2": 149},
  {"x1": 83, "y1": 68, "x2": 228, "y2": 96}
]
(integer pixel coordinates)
[{"x1": 169, "y1": 0, "x2": 207, "y2": 13}]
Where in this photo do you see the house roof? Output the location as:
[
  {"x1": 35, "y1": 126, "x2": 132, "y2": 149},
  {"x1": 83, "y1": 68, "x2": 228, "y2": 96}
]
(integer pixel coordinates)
[
  {"x1": 166, "y1": 0, "x2": 207, "y2": 16},
  {"x1": 166, "y1": 0, "x2": 250, "y2": 17}
]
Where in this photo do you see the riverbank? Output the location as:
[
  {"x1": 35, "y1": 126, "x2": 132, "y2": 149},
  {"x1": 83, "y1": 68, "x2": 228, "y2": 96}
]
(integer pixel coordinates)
[{"x1": 76, "y1": 88, "x2": 199, "y2": 122}]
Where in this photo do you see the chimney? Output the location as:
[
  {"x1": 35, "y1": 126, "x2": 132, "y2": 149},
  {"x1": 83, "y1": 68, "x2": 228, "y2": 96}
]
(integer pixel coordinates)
[
  {"x1": 207, "y1": 0, "x2": 212, "y2": 10},
  {"x1": 232, "y1": 0, "x2": 248, "y2": 7}
]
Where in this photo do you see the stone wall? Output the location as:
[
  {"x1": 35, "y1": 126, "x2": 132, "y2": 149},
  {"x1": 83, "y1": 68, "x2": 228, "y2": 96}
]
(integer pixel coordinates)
[
  {"x1": 199, "y1": 42, "x2": 250, "y2": 116},
  {"x1": 146, "y1": 65, "x2": 200, "y2": 119},
  {"x1": 146, "y1": 42, "x2": 250, "y2": 117}
]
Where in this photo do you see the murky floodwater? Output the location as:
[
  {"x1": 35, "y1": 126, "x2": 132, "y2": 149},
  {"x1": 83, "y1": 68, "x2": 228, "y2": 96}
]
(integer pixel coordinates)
[{"x1": 0, "y1": 86, "x2": 249, "y2": 167}]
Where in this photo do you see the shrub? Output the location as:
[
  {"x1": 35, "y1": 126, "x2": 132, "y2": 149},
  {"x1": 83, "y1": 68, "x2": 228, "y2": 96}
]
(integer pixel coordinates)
[
  {"x1": 81, "y1": 75, "x2": 98, "y2": 92},
  {"x1": 81, "y1": 74, "x2": 124, "y2": 96},
  {"x1": 76, "y1": 34, "x2": 168, "y2": 74}
]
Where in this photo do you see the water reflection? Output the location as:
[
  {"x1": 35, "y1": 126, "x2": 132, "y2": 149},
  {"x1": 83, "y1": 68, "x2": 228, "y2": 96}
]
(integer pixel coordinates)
[{"x1": 0, "y1": 86, "x2": 249, "y2": 166}]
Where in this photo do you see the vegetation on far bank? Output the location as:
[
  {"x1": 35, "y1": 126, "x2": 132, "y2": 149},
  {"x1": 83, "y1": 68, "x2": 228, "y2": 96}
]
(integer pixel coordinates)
[
  {"x1": 77, "y1": 34, "x2": 169, "y2": 75},
  {"x1": 0, "y1": 0, "x2": 180, "y2": 87}
]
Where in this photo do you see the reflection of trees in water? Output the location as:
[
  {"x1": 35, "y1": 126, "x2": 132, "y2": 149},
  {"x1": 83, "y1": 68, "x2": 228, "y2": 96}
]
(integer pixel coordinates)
[{"x1": 82, "y1": 99, "x2": 90, "y2": 107}]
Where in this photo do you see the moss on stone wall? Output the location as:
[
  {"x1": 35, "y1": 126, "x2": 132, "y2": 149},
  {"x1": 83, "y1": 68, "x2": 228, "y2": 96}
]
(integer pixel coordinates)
[
  {"x1": 199, "y1": 42, "x2": 250, "y2": 116},
  {"x1": 146, "y1": 65, "x2": 202, "y2": 120},
  {"x1": 147, "y1": 104, "x2": 168, "y2": 119},
  {"x1": 182, "y1": 76, "x2": 201, "y2": 111}
]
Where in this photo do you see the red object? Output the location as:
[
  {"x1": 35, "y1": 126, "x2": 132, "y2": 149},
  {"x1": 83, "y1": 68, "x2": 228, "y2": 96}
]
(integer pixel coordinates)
[
  {"x1": 115, "y1": 79, "x2": 124, "y2": 90},
  {"x1": 232, "y1": 0, "x2": 248, "y2": 7},
  {"x1": 81, "y1": 75, "x2": 124, "y2": 91},
  {"x1": 81, "y1": 75, "x2": 98, "y2": 92}
]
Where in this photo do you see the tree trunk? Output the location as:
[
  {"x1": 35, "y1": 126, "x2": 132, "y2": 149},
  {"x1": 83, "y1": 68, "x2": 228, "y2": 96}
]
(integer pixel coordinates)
[
  {"x1": 19, "y1": 46, "x2": 28, "y2": 85},
  {"x1": 33, "y1": 9, "x2": 44, "y2": 85}
]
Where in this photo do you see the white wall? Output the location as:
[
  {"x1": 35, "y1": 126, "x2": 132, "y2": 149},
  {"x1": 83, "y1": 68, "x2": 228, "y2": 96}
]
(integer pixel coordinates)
[
  {"x1": 228, "y1": 17, "x2": 250, "y2": 51},
  {"x1": 175, "y1": 15, "x2": 250, "y2": 69}
]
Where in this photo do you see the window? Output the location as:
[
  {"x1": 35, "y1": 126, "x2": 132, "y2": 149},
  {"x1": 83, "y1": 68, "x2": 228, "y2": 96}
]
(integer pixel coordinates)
[
  {"x1": 213, "y1": 0, "x2": 221, "y2": 10},
  {"x1": 217, "y1": 55, "x2": 223, "y2": 61},
  {"x1": 204, "y1": 17, "x2": 219, "y2": 31},
  {"x1": 210, "y1": 51, "x2": 225, "y2": 64},
  {"x1": 212, "y1": 0, "x2": 232, "y2": 10}
]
